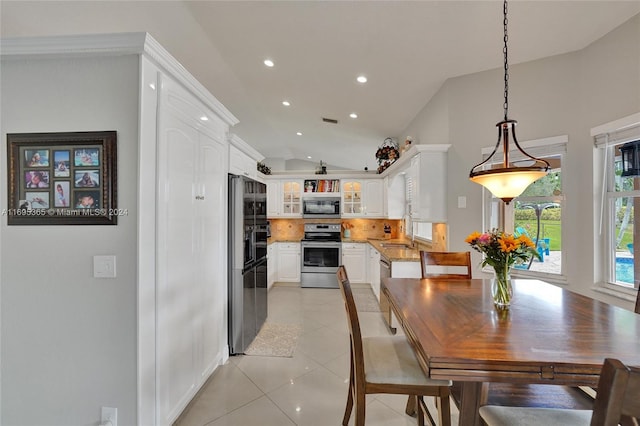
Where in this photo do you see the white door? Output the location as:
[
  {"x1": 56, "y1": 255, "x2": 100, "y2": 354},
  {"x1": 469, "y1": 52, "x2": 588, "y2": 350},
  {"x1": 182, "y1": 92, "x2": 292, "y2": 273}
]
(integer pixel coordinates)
[
  {"x1": 364, "y1": 180, "x2": 384, "y2": 217},
  {"x1": 156, "y1": 76, "x2": 228, "y2": 424},
  {"x1": 342, "y1": 243, "x2": 367, "y2": 283},
  {"x1": 196, "y1": 130, "x2": 226, "y2": 381},
  {"x1": 157, "y1": 98, "x2": 199, "y2": 423},
  {"x1": 266, "y1": 181, "x2": 280, "y2": 217},
  {"x1": 277, "y1": 244, "x2": 300, "y2": 282}
]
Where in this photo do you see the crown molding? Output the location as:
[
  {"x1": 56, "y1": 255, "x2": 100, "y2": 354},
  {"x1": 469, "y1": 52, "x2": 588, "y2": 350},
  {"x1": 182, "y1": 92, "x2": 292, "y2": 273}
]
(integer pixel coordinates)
[
  {"x1": 229, "y1": 134, "x2": 265, "y2": 162},
  {"x1": 1, "y1": 32, "x2": 239, "y2": 127}
]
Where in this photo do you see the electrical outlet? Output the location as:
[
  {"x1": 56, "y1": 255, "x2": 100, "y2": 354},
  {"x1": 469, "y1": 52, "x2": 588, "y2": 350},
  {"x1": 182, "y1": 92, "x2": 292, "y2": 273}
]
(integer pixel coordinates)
[{"x1": 101, "y1": 407, "x2": 117, "y2": 426}]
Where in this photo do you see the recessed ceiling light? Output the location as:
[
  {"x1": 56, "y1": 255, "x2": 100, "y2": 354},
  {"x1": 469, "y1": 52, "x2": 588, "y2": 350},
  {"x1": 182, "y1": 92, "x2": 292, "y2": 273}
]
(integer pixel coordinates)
[
  {"x1": 200, "y1": 116, "x2": 209, "y2": 121},
  {"x1": 297, "y1": 132, "x2": 303, "y2": 136},
  {"x1": 264, "y1": 59, "x2": 274, "y2": 67},
  {"x1": 356, "y1": 75, "x2": 368, "y2": 83},
  {"x1": 349, "y1": 113, "x2": 358, "y2": 119},
  {"x1": 282, "y1": 101, "x2": 291, "y2": 106},
  {"x1": 307, "y1": 156, "x2": 312, "y2": 159}
]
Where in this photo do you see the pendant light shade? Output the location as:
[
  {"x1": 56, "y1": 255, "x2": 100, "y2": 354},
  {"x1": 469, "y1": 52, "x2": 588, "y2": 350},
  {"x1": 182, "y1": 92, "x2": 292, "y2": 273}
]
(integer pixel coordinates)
[
  {"x1": 470, "y1": 167, "x2": 548, "y2": 205},
  {"x1": 469, "y1": 1, "x2": 549, "y2": 204}
]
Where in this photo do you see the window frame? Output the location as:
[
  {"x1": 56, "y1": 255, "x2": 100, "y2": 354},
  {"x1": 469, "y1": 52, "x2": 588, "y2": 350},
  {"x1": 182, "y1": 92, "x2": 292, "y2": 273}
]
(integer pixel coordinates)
[
  {"x1": 481, "y1": 135, "x2": 568, "y2": 283},
  {"x1": 593, "y1": 112, "x2": 640, "y2": 300}
]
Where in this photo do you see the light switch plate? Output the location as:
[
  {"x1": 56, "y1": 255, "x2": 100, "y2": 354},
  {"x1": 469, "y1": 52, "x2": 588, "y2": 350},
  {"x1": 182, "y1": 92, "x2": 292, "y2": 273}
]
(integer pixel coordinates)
[
  {"x1": 94, "y1": 255, "x2": 116, "y2": 278},
  {"x1": 457, "y1": 196, "x2": 467, "y2": 209},
  {"x1": 101, "y1": 406, "x2": 117, "y2": 426}
]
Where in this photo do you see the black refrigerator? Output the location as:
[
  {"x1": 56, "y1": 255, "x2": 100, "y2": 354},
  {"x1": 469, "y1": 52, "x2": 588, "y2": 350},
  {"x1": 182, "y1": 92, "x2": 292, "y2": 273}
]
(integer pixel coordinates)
[{"x1": 228, "y1": 174, "x2": 268, "y2": 355}]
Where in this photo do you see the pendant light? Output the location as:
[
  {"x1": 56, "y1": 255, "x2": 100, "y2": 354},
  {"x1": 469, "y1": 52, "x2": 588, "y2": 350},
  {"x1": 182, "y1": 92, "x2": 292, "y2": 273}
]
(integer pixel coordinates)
[{"x1": 469, "y1": 0, "x2": 549, "y2": 204}]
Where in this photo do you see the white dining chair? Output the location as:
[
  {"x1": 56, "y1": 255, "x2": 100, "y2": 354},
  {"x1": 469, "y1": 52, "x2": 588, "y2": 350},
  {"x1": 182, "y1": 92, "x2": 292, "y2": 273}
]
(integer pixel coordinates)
[
  {"x1": 479, "y1": 358, "x2": 640, "y2": 426},
  {"x1": 337, "y1": 265, "x2": 452, "y2": 426}
]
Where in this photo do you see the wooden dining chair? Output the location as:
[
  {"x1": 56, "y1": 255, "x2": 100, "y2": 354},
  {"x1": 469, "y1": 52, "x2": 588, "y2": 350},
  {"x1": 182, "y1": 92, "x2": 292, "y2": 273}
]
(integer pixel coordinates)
[
  {"x1": 402, "y1": 251, "x2": 472, "y2": 418},
  {"x1": 336, "y1": 266, "x2": 452, "y2": 426},
  {"x1": 419, "y1": 251, "x2": 472, "y2": 279},
  {"x1": 479, "y1": 357, "x2": 640, "y2": 426}
]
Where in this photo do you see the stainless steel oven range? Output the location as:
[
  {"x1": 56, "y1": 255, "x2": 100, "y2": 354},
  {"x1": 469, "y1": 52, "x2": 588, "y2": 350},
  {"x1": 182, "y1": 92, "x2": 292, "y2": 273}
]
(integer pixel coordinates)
[{"x1": 300, "y1": 223, "x2": 342, "y2": 288}]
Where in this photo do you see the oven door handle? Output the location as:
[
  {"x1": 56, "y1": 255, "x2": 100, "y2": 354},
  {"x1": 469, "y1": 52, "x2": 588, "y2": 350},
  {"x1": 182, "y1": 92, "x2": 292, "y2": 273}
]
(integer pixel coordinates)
[{"x1": 301, "y1": 241, "x2": 342, "y2": 248}]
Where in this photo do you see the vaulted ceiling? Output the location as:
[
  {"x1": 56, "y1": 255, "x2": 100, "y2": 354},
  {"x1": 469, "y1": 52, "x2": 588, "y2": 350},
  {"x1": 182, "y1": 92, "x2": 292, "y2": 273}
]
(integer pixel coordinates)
[{"x1": 2, "y1": 1, "x2": 640, "y2": 170}]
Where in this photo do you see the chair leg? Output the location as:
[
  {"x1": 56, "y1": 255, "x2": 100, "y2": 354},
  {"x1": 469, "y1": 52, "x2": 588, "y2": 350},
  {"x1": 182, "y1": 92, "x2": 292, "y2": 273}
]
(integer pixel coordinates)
[
  {"x1": 342, "y1": 383, "x2": 353, "y2": 426},
  {"x1": 354, "y1": 391, "x2": 366, "y2": 426},
  {"x1": 417, "y1": 396, "x2": 425, "y2": 426},
  {"x1": 405, "y1": 395, "x2": 417, "y2": 417},
  {"x1": 436, "y1": 392, "x2": 451, "y2": 426},
  {"x1": 342, "y1": 360, "x2": 355, "y2": 426}
]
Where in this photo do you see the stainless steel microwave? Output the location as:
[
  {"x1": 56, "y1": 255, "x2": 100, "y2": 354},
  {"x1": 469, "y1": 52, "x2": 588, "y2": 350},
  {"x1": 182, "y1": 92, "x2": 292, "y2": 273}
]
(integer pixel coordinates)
[{"x1": 302, "y1": 197, "x2": 341, "y2": 218}]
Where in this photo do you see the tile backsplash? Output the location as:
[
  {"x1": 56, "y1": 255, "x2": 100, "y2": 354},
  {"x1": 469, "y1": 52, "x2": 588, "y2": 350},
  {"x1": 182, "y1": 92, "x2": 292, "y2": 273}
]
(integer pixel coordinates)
[
  {"x1": 269, "y1": 218, "x2": 402, "y2": 241},
  {"x1": 269, "y1": 218, "x2": 448, "y2": 251}
]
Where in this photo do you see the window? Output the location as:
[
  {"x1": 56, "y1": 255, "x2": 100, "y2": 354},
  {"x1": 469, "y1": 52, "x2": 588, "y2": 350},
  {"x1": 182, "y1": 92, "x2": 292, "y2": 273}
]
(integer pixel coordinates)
[
  {"x1": 414, "y1": 222, "x2": 433, "y2": 241},
  {"x1": 594, "y1": 115, "x2": 640, "y2": 291},
  {"x1": 483, "y1": 136, "x2": 567, "y2": 279},
  {"x1": 404, "y1": 162, "x2": 432, "y2": 241},
  {"x1": 605, "y1": 143, "x2": 639, "y2": 289}
]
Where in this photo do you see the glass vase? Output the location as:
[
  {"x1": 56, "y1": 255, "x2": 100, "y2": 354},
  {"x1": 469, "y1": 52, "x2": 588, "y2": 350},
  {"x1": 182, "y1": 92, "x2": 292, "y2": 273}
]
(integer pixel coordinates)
[{"x1": 491, "y1": 265, "x2": 513, "y2": 308}]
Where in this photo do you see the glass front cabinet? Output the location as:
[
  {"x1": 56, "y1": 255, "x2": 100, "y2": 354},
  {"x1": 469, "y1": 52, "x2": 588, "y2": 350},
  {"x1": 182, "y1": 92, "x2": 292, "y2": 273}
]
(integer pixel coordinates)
[
  {"x1": 267, "y1": 180, "x2": 302, "y2": 217},
  {"x1": 342, "y1": 179, "x2": 385, "y2": 217},
  {"x1": 342, "y1": 181, "x2": 363, "y2": 216}
]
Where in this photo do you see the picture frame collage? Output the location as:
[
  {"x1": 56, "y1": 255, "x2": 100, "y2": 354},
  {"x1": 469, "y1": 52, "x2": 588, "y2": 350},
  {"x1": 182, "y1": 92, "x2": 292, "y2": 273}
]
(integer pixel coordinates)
[{"x1": 7, "y1": 131, "x2": 118, "y2": 225}]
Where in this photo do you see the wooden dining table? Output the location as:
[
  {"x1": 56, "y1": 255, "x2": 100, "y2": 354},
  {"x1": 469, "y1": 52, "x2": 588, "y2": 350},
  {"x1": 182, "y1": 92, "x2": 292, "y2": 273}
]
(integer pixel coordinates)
[{"x1": 381, "y1": 277, "x2": 640, "y2": 426}]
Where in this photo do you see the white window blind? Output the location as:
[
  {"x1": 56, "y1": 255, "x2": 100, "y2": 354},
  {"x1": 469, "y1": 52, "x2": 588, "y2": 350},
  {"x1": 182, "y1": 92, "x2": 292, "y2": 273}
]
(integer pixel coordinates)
[
  {"x1": 593, "y1": 113, "x2": 640, "y2": 148},
  {"x1": 481, "y1": 135, "x2": 568, "y2": 163}
]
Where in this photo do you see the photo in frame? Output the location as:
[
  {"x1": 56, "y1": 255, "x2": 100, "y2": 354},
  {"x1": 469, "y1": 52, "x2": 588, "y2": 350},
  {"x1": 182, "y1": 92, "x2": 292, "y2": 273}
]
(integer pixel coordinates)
[{"x1": 7, "y1": 131, "x2": 118, "y2": 225}]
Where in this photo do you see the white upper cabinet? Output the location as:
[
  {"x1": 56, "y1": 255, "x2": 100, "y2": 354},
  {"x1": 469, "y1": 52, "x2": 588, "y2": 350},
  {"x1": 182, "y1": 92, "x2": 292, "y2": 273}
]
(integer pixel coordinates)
[
  {"x1": 228, "y1": 134, "x2": 264, "y2": 179},
  {"x1": 342, "y1": 181, "x2": 363, "y2": 216},
  {"x1": 363, "y1": 179, "x2": 385, "y2": 217},
  {"x1": 385, "y1": 174, "x2": 405, "y2": 219},
  {"x1": 342, "y1": 179, "x2": 385, "y2": 218},
  {"x1": 266, "y1": 181, "x2": 281, "y2": 217},
  {"x1": 409, "y1": 147, "x2": 448, "y2": 222},
  {"x1": 266, "y1": 179, "x2": 303, "y2": 217},
  {"x1": 384, "y1": 145, "x2": 450, "y2": 223}
]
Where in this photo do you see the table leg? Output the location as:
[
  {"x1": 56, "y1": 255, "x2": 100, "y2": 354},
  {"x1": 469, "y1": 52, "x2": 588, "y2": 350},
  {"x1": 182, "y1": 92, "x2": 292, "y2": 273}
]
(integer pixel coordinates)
[{"x1": 458, "y1": 382, "x2": 488, "y2": 426}]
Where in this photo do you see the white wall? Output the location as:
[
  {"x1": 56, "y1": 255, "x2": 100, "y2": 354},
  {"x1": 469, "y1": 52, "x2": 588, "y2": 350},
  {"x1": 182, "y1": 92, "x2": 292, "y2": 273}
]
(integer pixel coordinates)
[
  {"x1": 1, "y1": 55, "x2": 139, "y2": 425},
  {"x1": 401, "y1": 14, "x2": 640, "y2": 308}
]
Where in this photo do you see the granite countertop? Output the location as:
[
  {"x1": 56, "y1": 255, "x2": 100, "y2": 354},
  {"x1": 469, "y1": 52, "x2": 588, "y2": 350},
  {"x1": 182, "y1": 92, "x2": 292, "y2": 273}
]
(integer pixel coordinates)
[
  {"x1": 366, "y1": 238, "x2": 420, "y2": 262},
  {"x1": 268, "y1": 237, "x2": 421, "y2": 262}
]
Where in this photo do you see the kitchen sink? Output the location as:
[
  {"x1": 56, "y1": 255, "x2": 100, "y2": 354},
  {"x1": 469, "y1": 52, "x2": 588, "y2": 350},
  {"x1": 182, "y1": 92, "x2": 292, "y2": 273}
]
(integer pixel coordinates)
[{"x1": 379, "y1": 242, "x2": 414, "y2": 249}]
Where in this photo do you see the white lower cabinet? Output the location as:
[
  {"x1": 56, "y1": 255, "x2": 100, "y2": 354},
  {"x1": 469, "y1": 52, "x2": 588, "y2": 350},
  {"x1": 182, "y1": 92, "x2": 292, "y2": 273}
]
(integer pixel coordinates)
[
  {"x1": 277, "y1": 243, "x2": 300, "y2": 282},
  {"x1": 267, "y1": 244, "x2": 277, "y2": 289},
  {"x1": 380, "y1": 257, "x2": 422, "y2": 333},
  {"x1": 368, "y1": 246, "x2": 381, "y2": 301},
  {"x1": 342, "y1": 243, "x2": 367, "y2": 283}
]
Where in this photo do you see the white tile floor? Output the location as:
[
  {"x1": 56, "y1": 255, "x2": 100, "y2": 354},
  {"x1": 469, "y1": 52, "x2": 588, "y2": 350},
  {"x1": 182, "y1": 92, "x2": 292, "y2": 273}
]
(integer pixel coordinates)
[{"x1": 174, "y1": 283, "x2": 459, "y2": 426}]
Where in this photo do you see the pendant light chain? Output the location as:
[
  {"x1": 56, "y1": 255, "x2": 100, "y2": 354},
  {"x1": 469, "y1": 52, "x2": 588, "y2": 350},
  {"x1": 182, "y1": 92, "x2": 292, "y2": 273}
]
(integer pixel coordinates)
[
  {"x1": 503, "y1": 0, "x2": 509, "y2": 121},
  {"x1": 469, "y1": 0, "x2": 550, "y2": 204}
]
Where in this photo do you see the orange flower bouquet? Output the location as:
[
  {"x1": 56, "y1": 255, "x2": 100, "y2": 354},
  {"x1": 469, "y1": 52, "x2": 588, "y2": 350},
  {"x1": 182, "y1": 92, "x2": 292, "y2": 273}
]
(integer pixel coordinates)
[{"x1": 465, "y1": 229, "x2": 541, "y2": 307}]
